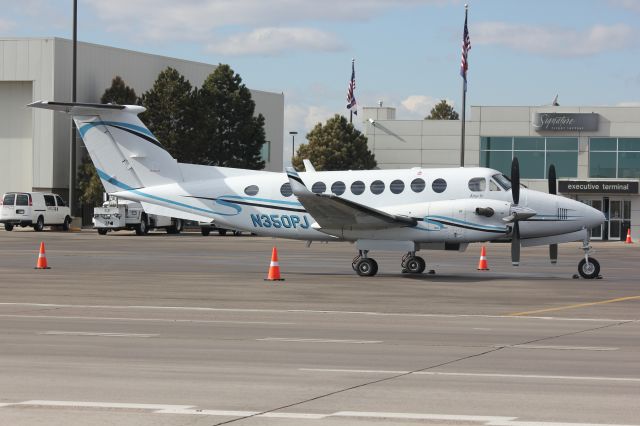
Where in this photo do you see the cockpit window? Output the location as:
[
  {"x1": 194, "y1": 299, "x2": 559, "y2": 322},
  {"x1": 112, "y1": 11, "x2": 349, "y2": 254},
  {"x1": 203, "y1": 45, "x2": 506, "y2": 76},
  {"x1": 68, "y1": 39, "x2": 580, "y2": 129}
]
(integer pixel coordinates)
[
  {"x1": 489, "y1": 180, "x2": 500, "y2": 191},
  {"x1": 492, "y1": 173, "x2": 512, "y2": 190},
  {"x1": 468, "y1": 177, "x2": 486, "y2": 192}
]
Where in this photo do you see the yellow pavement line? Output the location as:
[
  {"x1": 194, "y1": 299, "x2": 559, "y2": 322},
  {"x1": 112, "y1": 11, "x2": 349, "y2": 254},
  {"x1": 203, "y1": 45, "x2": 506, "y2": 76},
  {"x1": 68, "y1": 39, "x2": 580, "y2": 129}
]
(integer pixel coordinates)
[{"x1": 508, "y1": 295, "x2": 640, "y2": 317}]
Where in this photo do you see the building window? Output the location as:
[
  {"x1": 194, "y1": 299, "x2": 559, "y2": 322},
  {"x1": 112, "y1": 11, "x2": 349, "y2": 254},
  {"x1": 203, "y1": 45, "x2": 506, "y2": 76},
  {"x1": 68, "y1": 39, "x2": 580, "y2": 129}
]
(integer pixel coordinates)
[
  {"x1": 390, "y1": 179, "x2": 404, "y2": 194},
  {"x1": 480, "y1": 136, "x2": 578, "y2": 179},
  {"x1": 351, "y1": 181, "x2": 365, "y2": 195},
  {"x1": 590, "y1": 138, "x2": 640, "y2": 178},
  {"x1": 260, "y1": 141, "x2": 270, "y2": 162},
  {"x1": 280, "y1": 182, "x2": 292, "y2": 197},
  {"x1": 410, "y1": 178, "x2": 425, "y2": 193},
  {"x1": 432, "y1": 178, "x2": 447, "y2": 193},
  {"x1": 468, "y1": 177, "x2": 486, "y2": 192},
  {"x1": 331, "y1": 181, "x2": 346, "y2": 195},
  {"x1": 370, "y1": 180, "x2": 385, "y2": 195},
  {"x1": 244, "y1": 185, "x2": 259, "y2": 196},
  {"x1": 311, "y1": 182, "x2": 326, "y2": 194}
]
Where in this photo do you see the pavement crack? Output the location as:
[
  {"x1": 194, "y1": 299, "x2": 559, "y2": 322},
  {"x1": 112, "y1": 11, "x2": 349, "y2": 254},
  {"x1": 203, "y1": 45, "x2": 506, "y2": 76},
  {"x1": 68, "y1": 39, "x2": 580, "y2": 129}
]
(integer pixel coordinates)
[
  {"x1": 209, "y1": 319, "x2": 637, "y2": 425},
  {"x1": 208, "y1": 346, "x2": 505, "y2": 425}
]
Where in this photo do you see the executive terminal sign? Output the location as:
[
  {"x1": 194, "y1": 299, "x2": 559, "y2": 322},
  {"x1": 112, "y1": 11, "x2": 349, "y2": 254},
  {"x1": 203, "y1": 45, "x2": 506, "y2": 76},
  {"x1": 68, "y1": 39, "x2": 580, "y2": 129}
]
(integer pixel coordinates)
[
  {"x1": 558, "y1": 180, "x2": 639, "y2": 194},
  {"x1": 532, "y1": 113, "x2": 599, "y2": 131}
]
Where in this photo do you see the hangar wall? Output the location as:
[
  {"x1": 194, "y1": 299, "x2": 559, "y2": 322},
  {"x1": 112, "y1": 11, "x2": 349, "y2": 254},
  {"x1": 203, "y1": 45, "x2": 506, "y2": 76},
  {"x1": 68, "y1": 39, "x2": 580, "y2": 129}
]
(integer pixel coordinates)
[{"x1": 0, "y1": 37, "x2": 284, "y2": 199}]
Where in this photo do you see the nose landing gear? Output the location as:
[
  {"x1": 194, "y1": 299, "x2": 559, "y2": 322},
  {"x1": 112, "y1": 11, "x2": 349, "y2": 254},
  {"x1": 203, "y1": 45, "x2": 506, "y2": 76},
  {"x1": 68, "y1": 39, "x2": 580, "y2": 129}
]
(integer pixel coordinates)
[{"x1": 576, "y1": 239, "x2": 601, "y2": 279}]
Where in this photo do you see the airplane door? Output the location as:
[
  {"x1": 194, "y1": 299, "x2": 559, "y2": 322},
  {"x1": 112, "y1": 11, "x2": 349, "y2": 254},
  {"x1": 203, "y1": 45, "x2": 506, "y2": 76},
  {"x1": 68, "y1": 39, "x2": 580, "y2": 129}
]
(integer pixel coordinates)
[
  {"x1": 426, "y1": 201, "x2": 464, "y2": 240},
  {"x1": 450, "y1": 204, "x2": 465, "y2": 239}
]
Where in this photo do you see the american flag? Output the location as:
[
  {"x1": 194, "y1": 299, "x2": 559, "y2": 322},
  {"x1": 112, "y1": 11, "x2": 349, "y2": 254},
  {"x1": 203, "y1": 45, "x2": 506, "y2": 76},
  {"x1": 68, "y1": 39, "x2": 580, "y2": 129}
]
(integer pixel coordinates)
[
  {"x1": 460, "y1": 11, "x2": 471, "y2": 87},
  {"x1": 346, "y1": 59, "x2": 357, "y2": 115}
]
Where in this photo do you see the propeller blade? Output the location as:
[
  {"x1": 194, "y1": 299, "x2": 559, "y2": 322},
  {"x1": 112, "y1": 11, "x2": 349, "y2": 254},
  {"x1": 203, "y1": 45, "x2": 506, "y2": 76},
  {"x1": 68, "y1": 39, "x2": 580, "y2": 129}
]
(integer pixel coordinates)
[
  {"x1": 548, "y1": 164, "x2": 557, "y2": 195},
  {"x1": 511, "y1": 221, "x2": 520, "y2": 266},
  {"x1": 511, "y1": 157, "x2": 520, "y2": 205},
  {"x1": 549, "y1": 243, "x2": 558, "y2": 264}
]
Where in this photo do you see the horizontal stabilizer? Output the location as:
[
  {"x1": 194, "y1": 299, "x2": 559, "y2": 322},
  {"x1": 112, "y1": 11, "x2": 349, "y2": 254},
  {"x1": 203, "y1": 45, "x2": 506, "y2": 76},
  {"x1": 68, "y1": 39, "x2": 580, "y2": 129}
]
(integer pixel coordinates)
[{"x1": 28, "y1": 100, "x2": 145, "y2": 116}]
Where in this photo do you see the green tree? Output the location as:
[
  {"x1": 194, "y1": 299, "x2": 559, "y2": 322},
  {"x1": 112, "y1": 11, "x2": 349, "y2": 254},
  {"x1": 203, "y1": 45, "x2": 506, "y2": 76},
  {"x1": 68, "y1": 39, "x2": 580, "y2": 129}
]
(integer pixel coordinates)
[
  {"x1": 100, "y1": 76, "x2": 138, "y2": 105},
  {"x1": 292, "y1": 114, "x2": 376, "y2": 171},
  {"x1": 195, "y1": 64, "x2": 265, "y2": 169},
  {"x1": 139, "y1": 67, "x2": 195, "y2": 162},
  {"x1": 78, "y1": 76, "x2": 138, "y2": 207},
  {"x1": 425, "y1": 99, "x2": 459, "y2": 120}
]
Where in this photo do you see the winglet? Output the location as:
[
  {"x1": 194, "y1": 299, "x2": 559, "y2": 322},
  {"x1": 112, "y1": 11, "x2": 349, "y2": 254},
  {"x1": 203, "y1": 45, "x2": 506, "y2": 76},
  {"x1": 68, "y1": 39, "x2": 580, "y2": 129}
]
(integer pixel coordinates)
[{"x1": 286, "y1": 167, "x2": 312, "y2": 196}]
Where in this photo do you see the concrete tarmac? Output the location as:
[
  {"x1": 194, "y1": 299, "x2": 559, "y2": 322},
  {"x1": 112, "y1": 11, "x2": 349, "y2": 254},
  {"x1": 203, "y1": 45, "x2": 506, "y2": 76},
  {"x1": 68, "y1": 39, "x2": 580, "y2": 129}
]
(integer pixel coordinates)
[{"x1": 0, "y1": 229, "x2": 638, "y2": 425}]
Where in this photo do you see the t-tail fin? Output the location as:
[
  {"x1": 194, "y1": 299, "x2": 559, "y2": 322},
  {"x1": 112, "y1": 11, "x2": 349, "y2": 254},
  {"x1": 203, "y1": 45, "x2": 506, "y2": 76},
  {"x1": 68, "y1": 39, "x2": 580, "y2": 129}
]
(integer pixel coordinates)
[{"x1": 29, "y1": 101, "x2": 182, "y2": 192}]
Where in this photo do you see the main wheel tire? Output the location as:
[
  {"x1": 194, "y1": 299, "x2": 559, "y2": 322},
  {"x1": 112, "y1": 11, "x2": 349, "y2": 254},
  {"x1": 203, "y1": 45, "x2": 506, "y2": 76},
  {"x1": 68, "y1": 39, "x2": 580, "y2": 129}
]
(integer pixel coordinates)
[
  {"x1": 135, "y1": 215, "x2": 148, "y2": 236},
  {"x1": 97, "y1": 228, "x2": 108, "y2": 235},
  {"x1": 201, "y1": 228, "x2": 211, "y2": 236},
  {"x1": 174, "y1": 219, "x2": 183, "y2": 233},
  {"x1": 218, "y1": 229, "x2": 228, "y2": 236},
  {"x1": 62, "y1": 216, "x2": 72, "y2": 231},
  {"x1": 578, "y1": 257, "x2": 600, "y2": 279},
  {"x1": 4, "y1": 223, "x2": 14, "y2": 231},
  {"x1": 233, "y1": 230, "x2": 242, "y2": 236},
  {"x1": 355, "y1": 258, "x2": 378, "y2": 277},
  {"x1": 405, "y1": 256, "x2": 426, "y2": 274},
  {"x1": 34, "y1": 216, "x2": 44, "y2": 232}
]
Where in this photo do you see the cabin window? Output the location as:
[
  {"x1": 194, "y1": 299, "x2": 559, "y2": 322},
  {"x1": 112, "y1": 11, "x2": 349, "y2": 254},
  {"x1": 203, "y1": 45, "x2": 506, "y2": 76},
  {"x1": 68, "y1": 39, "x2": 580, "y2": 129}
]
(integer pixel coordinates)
[
  {"x1": 331, "y1": 181, "x2": 346, "y2": 195},
  {"x1": 468, "y1": 177, "x2": 486, "y2": 192},
  {"x1": 244, "y1": 185, "x2": 259, "y2": 196},
  {"x1": 280, "y1": 183, "x2": 292, "y2": 197},
  {"x1": 351, "y1": 181, "x2": 365, "y2": 195},
  {"x1": 370, "y1": 180, "x2": 385, "y2": 195},
  {"x1": 410, "y1": 178, "x2": 425, "y2": 193},
  {"x1": 311, "y1": 182, "x2": 326, "y2": 194},
  {"x1": 390, "y1": 179, "x2": 404, "y2": 194},
  {"x1": 432, "y1": 178, "x2": 447, "y2": 193}
]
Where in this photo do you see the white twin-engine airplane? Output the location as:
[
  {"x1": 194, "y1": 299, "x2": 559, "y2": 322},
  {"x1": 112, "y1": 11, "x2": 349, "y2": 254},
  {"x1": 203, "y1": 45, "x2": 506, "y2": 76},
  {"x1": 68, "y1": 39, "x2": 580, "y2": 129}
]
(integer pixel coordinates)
[{"x1": 30, "y1": 101, "x2": 605, "y2": 278}]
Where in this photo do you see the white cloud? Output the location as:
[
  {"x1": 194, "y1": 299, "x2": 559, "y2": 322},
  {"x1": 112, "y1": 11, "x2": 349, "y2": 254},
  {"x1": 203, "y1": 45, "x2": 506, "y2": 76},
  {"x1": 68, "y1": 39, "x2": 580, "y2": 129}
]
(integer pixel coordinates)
[
  {"x1": 0, "y1": 18, "x2": 16, "y2": 33},
  {"x1": 207, "y1": 27, "x2": 344, "y2": 56},
  {"x1": 398, "y1": 95, "x2": 456, "y2": 119},
  {"x1": 474, "y1": 22, "x2": 636, "y2": 56},
  {"x1": 609, "y1": 0, "x2": 640, "y2": 12},
  {"x1": 83, "y1": 0, "x2": 452, "y2": 54}
]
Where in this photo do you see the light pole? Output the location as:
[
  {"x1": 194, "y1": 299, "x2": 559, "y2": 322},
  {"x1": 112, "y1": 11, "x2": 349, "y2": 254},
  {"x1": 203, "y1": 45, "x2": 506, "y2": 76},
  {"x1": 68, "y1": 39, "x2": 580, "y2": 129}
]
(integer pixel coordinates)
[{"x1": 289, "y1": 131, "x2": 298, "y2": 166}]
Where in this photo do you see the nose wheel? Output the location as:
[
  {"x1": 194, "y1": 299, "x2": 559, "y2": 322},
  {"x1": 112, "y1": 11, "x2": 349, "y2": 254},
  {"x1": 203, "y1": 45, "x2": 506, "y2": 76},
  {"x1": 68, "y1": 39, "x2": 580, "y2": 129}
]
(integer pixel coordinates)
[{"x1": 576, "y1": 239, "x2": 601, "y2": 279}]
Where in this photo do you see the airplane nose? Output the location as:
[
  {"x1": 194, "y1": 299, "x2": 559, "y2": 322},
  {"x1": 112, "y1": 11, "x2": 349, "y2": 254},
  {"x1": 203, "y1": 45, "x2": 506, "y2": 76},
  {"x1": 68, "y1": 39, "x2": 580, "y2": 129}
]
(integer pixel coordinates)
[{"x1": 585, "y1": 204, "x2": 606, "y2": 228}]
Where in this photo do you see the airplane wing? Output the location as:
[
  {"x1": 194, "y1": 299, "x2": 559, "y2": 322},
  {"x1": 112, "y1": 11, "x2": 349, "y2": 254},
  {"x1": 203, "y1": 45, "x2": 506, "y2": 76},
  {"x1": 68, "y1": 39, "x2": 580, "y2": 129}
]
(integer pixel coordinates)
[{"x1": 286, "y1": 168, "x2": 417, "y2": 231}]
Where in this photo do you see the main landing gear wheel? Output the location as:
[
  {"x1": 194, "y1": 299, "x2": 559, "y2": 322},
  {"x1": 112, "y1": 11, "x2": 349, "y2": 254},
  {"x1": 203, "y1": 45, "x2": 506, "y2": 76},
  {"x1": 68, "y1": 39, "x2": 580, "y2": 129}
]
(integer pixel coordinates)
[
  {"x1": 578, "y1": 257, "x2": 600, "y2": 279},
  {"x1": 355, "y1": 258, "x2": 378, "y2": 277},
  {"x1": 404, "y1": 256, "x2": 426, "y2": 274}
]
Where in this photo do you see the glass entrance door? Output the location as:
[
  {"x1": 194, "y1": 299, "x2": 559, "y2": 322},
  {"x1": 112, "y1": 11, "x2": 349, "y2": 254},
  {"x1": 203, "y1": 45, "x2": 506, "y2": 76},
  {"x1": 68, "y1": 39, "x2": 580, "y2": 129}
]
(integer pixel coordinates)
[{"x1": 589, "y1": 199, "x2": 603, "y2": 240}]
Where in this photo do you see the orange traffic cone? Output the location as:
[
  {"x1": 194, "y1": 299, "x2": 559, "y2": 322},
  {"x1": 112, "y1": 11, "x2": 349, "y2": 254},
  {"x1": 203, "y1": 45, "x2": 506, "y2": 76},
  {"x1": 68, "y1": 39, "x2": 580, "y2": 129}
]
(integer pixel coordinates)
[
  {"x1": 625, "y1": 228, "x2": 633, "y2": 244},
  {"x1": 477, "y1": 245, "x2": 489, "y2": 271},
  {"x1": 35, "y1": 242, "x2": 51, "y2": 269},
  {"x1": 265, "y1": 246, "x2": 284, "y2": 281}
]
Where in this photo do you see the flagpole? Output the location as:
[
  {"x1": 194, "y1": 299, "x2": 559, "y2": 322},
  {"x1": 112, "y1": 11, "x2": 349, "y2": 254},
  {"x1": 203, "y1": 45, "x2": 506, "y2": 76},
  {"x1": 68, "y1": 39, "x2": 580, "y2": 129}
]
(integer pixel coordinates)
[
  {"x1": 460, "y1": 4, "x2": 468, "y2": 167},
  {"x1": 350, "y1": 110, "x2": 353, "y2": 124}
]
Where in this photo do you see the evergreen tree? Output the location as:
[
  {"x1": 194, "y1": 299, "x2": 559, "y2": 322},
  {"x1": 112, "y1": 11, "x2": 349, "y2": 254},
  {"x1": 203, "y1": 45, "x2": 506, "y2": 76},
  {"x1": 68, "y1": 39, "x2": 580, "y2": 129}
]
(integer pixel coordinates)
[
  {"x1": 139, "y1": 67, "x2": 195, "y2": 162},
  {"x1": 425, "y1": 99, "x2": 459, "y2": 120},
  {"x1": 195, "y1": 64, "x2": 265, "y2": 169},
  {"x1": 78, "y1": 76, "x2": 138, "y2": 206},
  {"x1": 292, "y1": 114, "x2": 376, "y2": 171},
  {"x1": 100, "y1": 76, "x2": 138, "y2": 105}
]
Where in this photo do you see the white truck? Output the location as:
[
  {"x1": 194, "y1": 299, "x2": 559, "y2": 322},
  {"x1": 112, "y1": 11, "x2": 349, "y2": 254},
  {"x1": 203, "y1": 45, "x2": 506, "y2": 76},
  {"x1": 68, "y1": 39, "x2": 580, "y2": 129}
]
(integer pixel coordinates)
[{"x1": 93, "y1": 198, "x2": 183, "y2": 236}]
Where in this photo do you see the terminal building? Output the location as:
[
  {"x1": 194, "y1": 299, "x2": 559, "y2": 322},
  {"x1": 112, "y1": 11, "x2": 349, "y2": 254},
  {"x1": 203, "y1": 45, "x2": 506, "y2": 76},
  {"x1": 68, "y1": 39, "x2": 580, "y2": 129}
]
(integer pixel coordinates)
[
  {"x1": 0, "y1": 37, "x2": 284, "y2": 201},
  {"x1": 363, "y1": 104, "x2": 640, "y2": 241}
]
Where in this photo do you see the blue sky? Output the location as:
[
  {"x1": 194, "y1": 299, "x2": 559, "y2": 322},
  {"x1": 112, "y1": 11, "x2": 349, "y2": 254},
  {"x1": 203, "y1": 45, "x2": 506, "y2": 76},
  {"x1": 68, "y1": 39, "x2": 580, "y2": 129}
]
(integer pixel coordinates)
[{"x1": 2, "y1": 0, "x2": 639, "y2": 158}]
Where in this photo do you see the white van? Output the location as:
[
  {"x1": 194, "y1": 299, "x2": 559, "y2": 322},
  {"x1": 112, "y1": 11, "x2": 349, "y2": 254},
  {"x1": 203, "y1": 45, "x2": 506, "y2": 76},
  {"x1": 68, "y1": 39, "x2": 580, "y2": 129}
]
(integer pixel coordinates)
[{"x1": 0, "y1": 192, "x2": 72, "y2": 232}]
